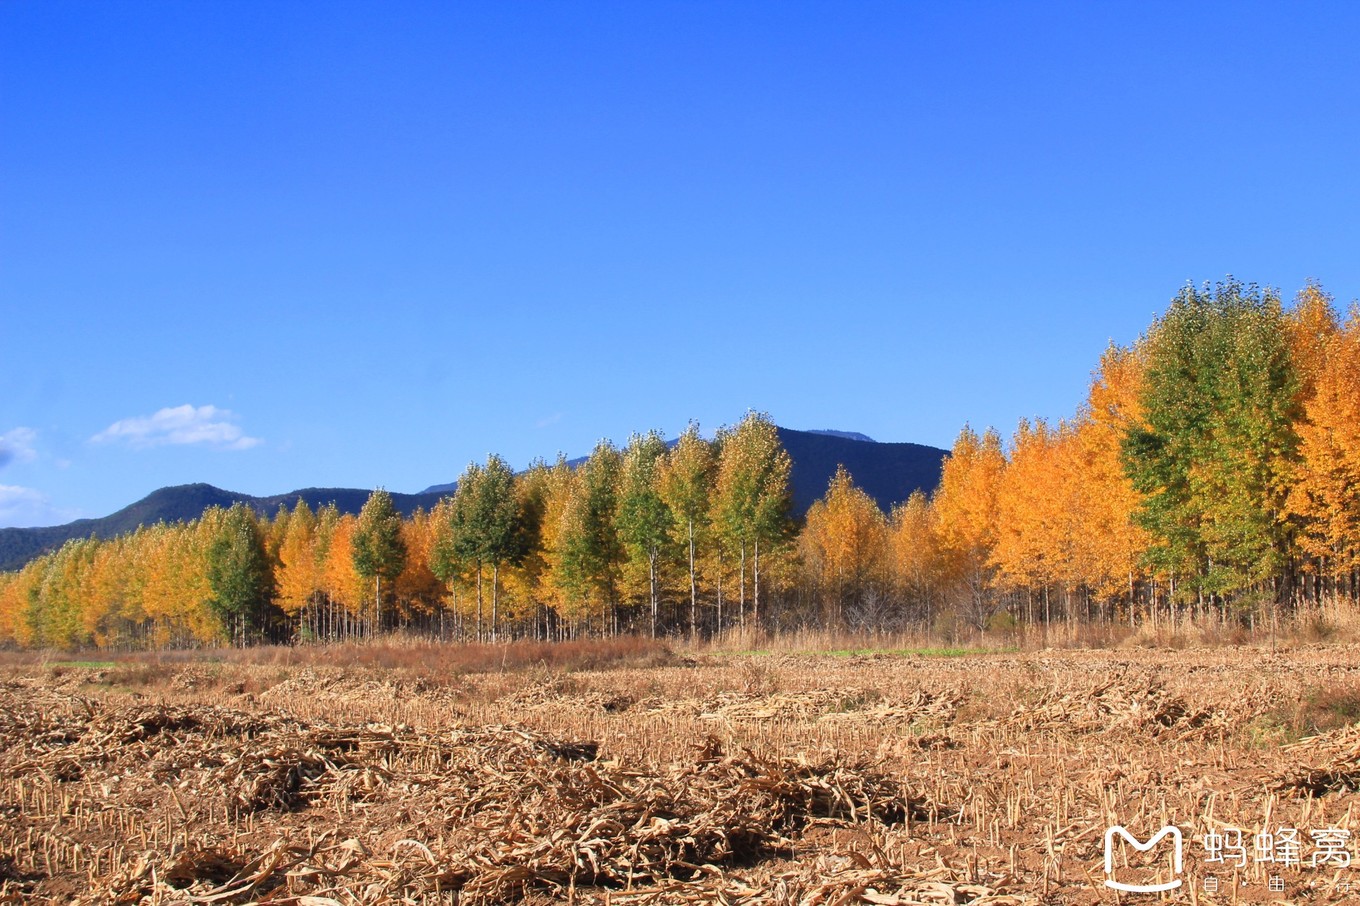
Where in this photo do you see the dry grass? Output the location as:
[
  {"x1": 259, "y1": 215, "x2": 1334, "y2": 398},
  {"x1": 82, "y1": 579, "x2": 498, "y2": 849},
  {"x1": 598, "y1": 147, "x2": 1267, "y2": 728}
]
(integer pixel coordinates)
[
  {"x1": 3, "y1": 644, "x2": 1359, "y2": 903},
  {"x1": 0, "y1": 636, "x2": 678, "y2": 681}
]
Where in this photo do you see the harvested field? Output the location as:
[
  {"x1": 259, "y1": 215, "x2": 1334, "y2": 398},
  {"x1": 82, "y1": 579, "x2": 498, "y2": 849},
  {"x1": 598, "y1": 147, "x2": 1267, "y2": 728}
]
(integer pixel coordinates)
[{"x1": 2, "y1": 645, "x2": 1359, "y2": 903}]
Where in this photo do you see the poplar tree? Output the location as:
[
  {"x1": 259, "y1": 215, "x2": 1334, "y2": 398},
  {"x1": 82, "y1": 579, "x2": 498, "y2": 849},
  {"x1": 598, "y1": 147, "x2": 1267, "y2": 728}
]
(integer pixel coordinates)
[
  {"x1": 991, "y1": 419, "x2": 1069, "y2": 595},
  {"x1": 206, "y1": 503, "x2": 275, "y2": 645},
  {"x1": 888, "y1": 491, "x2": 941, "y2": 624},
  {"x1": 800, "y1": 466, "x2": 887, "y2": 628},
  {"x1": 1122, "y1": 278, "x2": 1299, "y2": 598},
  {"x1": 352, "y1": 489, "x2": 407, "y2": 634},
  {"x1": 433, "y1": 456, "x2": 524, "y2": 641},
  {"x1": 932, "y1": 425, "x2": 1006, "y2": 630},
  {"x1": 714, "y1": 411, "x2": 792, "y2": 629},
  {"x1": 528, "y1": 457, "x2": 579, "y2": 630},
  {"x1": 1076, "y1": 344, "x2": 1149, "y2": 609},
  {"x1": 560, "y1": 441, "x2": 624, "y2": 634},
  {"x1": 276, "y1": 500, "x2": 318, "y2": 625},
  {"x1": 1288, "y1": 300, "x2": 1360, "y2": 580},
  {"x1": 659, "y1": 422, "x2": 715, "y2": 639},
  {"x1": 616, "y1": 431, "x2": 672, "y2": 637}
]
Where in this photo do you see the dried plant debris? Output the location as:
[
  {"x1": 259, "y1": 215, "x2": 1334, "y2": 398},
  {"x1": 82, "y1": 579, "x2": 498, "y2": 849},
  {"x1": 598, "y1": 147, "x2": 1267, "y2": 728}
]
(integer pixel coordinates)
[
  {"x1": 10, "y1": 647, "x2": 1346, "y2": 904},
  {"x1": 1007, "y1": 668, "x2": 1226, "y2": 738},
  {"x1": 1275, "y1": 724, "x2": 1360, "y2": 796},
  {"x1": 0, "y1": 684, "x2": 953, "y2": 905}
]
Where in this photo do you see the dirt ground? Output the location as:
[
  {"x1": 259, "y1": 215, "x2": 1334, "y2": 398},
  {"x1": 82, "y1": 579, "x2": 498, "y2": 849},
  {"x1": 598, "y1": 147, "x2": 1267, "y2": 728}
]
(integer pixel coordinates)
[{"x1": 3, "y1": 644, "x2": 1359, "y2": 904}]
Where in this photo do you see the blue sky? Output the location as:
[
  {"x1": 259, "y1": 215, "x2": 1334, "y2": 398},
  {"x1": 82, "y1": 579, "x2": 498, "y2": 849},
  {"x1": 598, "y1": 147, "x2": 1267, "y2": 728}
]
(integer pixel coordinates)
[{"x1": 2, "y1": 1, "x2": 1358, "y2": 527}]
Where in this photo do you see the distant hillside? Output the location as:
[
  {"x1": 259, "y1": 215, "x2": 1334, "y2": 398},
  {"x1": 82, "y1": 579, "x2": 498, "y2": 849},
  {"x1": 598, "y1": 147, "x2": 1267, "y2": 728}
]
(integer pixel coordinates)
[
  {"x1": 804, "y1": 429, "x2": 877, "y2": 443},
  {"x1": 0, "y1": 484, "x2": 446, "y2": 572},
  {"x1": 776, "y1": 427, "x2": 944, "y2": 516},
  {"x1": 426, "y1": 428, "x2": 946, "y2": 519},
  {"x1": 0, "y1": 428, "x2": 948, "y2": 572}
]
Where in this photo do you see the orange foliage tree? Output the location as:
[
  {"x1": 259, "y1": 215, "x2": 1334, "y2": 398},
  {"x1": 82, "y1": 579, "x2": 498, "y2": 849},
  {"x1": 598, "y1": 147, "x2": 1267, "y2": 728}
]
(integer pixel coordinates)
[
  {"x1": 1288, "y1": 303, "x2": 1360, "y2": 583},
  {"x1": 932, "y1": 426, "x2": 1006, "y2": 630},
  {"x1": 800, "y1": 466, "x2": 889, "y2": 629}
]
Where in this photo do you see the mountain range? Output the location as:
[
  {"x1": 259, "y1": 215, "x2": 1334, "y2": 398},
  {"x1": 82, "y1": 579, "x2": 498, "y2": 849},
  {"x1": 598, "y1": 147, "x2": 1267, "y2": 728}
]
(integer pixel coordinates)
[{"x1": 0, "y1": 427, "x2": 947, "y2": 571}]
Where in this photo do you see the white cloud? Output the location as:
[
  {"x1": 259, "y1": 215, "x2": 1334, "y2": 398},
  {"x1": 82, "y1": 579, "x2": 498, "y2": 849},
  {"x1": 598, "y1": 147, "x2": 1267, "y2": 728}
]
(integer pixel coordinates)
[
  {"x1": 91, "y1": 404, "x2": 262, "y2": 451},
  {"x1": 0, "y1": 427, "x2": 38, "y2": 468},
  {"x1": 0, "y1": 485, "x2": 73, "y2": 528}
]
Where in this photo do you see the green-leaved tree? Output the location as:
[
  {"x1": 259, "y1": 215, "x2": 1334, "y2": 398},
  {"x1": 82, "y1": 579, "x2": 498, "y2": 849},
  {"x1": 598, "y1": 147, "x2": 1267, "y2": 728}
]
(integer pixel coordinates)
[
  {"x1": 1121, "y1": 278, "x2": 1300, "y2": 602},
  {"x1": 617, "y1": 431, "x2": 673, "y2": 637},
  {"x1": 714, "y1": 411, "x2": 792, "y2": 629},
  {"x1": 433, "y1": 455, "x2": 524, "y2": 641},
  {"x1": 660, "y1": 422, "x2": 715, "y2": 639},
  {"x1": 207, "y1": 503, "x2": 276, "y2": 645},
  {"x1": 352, "y1": 489, "x2": 408, "y2": 634},
  {"x1": 560, "y1": 441, "x2": 624, "y2": 634}
]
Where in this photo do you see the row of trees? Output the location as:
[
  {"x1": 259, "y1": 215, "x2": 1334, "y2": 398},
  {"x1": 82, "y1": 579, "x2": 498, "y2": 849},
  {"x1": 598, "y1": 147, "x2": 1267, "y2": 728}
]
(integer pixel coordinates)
[
  {"x1": 796, "y1": 279, "x2": 1360, "y2": 633},
  {"x1": 0, "y1": 414, "x2": 796, "y2": 648},
  {"x1": 3, "y1": 279, "x2": 1358, "y2": 648}
]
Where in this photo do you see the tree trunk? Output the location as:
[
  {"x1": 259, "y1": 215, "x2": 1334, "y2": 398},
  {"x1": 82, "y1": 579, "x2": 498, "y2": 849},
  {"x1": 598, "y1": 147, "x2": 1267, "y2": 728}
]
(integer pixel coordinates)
[
  {"x1": 491, "y1": 562, "x2": 499, "y2": 643},
  {"x1": 1128, "y1": 571, "x2": 1135, "y2": 628},
  {"x1": 753, "y1": 538, "x2": 760, "y2": 630},
  {"x1": 739, "y1": 542, "x2": 747, "y2": 630},
  {"x1": 688, "y1": 518, "x2": 697, "y2": 642},
  {"x1": 649, "y1": 548, "x2": 658, "y2": 638},
  {"x1": 716, "y1": 547, "x2": 724, "y2": 635}
]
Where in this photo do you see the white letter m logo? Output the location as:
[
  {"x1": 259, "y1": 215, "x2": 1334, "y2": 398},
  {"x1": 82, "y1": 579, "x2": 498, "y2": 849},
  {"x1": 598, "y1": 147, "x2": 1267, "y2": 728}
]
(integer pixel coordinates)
[{"x1": 1103, "y1": 825, "x2": 1183, "y2": 892}]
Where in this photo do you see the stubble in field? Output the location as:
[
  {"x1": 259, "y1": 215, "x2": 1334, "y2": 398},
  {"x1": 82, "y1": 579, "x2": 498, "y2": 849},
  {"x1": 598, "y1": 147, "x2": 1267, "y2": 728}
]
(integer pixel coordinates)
[{"x1": 2, "y1": 644, "x2": 1358, "y2": 904}]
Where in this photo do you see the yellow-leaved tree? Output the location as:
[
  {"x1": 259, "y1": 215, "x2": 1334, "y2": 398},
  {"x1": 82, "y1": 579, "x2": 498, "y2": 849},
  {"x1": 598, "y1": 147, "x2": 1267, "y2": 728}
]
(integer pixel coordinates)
[
  {"x1": 276, "y1": 501, "x2": 319, "y2": 628},
  {"x1": 992, "y1": 419, "x2": 1068, "y2": 596},
  {"x1": 932, "y1": 426, "x2": 1006, "y2": 631},
  {"x1": 1073, "y1": 343, "x2": 1150, "y2": 615},
  {"x1": 888, "y1": 490, "x2": 942, "y2": 626},
  {"x1": 799, "y1": 466, "x2": 888, "y2": 629},
  {"x1": 395, "y1": 508, "x2": 443, "y2": 627},
  {"x1": 1288, "y1": 303, "x2": 1360, "y2": 582}
]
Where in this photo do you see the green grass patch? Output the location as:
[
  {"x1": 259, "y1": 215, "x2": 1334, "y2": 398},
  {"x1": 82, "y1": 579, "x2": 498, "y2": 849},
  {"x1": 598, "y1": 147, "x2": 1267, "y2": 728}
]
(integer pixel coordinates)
[
  {"x1": 1250, "y1": 681, "x2": 1360, "y2": 747},
  {"x1": 49, "y1": 660, "x2": 118, "y2": 669}
]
